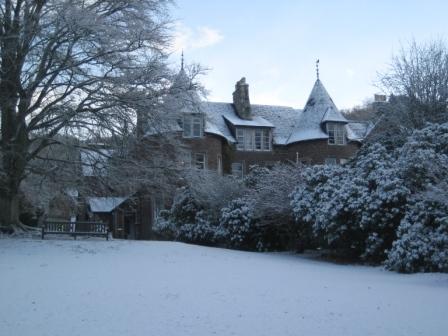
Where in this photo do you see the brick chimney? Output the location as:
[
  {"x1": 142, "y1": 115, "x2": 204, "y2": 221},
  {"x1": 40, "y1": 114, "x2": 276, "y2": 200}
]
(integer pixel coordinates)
[{"x1": 233, "y1": 77, "x2": 252, "y2": 120}]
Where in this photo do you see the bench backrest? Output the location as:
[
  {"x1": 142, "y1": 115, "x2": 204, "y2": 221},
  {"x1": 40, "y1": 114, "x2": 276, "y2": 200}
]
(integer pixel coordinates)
[{"x1": 44, "y1": 221, "x2": 108, "y2": 233}]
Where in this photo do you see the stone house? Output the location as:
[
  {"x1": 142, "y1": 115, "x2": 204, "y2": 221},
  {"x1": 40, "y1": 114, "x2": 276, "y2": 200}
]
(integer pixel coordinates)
[{"x1": 157, "y1": 67, "x2": 371, "y2": 178}]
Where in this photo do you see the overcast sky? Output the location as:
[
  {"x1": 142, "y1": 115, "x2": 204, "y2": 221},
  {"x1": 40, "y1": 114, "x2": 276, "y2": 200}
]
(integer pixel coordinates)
[{"x1": 170, "y1": 0, "x2": 448, "y2": 110}]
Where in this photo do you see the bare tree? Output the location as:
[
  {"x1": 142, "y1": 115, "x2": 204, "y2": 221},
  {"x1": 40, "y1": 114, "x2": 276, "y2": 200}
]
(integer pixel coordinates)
[
  {"x1": 0, "y1": 0, "x2": 174, "y2": 230},
  {"x1": 378, "y1": 39, "x2": 448, "y2": 133}
]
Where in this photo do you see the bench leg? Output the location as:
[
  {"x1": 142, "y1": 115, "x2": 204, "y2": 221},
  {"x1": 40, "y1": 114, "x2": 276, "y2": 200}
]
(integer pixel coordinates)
[{"x1": 41, "y1": 227, "x2": 44, "y2": 240}]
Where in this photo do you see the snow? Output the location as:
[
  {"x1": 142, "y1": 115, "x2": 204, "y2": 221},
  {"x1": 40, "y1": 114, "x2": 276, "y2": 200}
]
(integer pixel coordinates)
[
  {"x1": 168, "y1": 76, "x2": 370, "y2": 146},
  {"x1": 346, "y1": 121, "x2": 375, "y2": 141},
  {"x1": 1, "y1": 238, "x2": 447, "y2": 336},
  {"x1": 202, "y1": 102, "x2": 304, "y2": 145},
  {"x1": 287, "y1": 128, "x2": 329, "y2": 143},
  {"x1": 222, "y1": 114, "x2": 274, "y2": 128},
  {"x1": 321, "y1": 106, "x2": 348, "y2": 123},
  {"x1": 88, "y1": 197, "x2": 128, "y2": 213},
  {"x1": 166, "y1": 68, "x2": 369, "y2": 145},
  {"x1": 287, "y1": 79, "x2": 347, "y2": 144}
]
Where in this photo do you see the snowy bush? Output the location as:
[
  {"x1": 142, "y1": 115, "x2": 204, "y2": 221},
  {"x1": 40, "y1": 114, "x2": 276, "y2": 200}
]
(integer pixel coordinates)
[
  {"x1": 291, "y1": 144, "x2": 409, "y2": 262},
  {"x1": 152, "y1": 210, "x2": 177, "y2": 240},
  {"x1": 184, "y1": 170, "x2": 246, "y2": 220},
  {"x1": 169, "y1": 188, "x2": 203, "y2": 225},
  {"x1": 386, "y1": 186, "x2": 448, "y2": 273},
  {"x1": 291, "y1": 124, "x2": 448, "y2": 268},
  {"x1": 219, "y1": 198, "x2": 256, "y2": 249},
  {"x1": 245, "y1": 163, "x2": 304, "y2": 251},
  {"x1": 175, "y1": 211, "x2": 218, "y2": 246}
]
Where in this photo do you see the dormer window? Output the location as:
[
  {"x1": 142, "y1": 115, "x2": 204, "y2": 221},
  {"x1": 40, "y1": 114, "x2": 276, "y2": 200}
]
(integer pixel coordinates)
[
  {"x1": 236, "y1": 128, "x2": 271, "y2": 151},
  {"x1": 326, "y1": 123, "x2": 346, "y2": 145},
  {"x1": 183, "y1": 114, "x2": 203, "y2": 138}
]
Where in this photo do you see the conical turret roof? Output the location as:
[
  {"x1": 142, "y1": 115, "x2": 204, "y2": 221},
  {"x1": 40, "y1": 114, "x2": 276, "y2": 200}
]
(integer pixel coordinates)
[
  {"x1": 287, "y1": 79, "x2": 347, "y2": 143},
  {"x1": 165, "y1": 67, "x2": 202, "y2": 115}
]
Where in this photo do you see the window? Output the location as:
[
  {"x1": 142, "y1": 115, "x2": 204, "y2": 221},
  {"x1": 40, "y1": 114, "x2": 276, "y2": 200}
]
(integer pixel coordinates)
[
  {"x1": 255, "y1": 129, "x2": 262, "y2": 150},
  {"x1": 236, "y1": 128, "x2": 245, "y2": 150},
  {"x1": 183, "y1": 114, "x2": 203, "y2": 138},
  {"x1": 192, "y1": 153, "x2": 206, "y2": 170},
  {"x1": 231, "y1": 162, "x2": 244, "y2": 178},
  {"x1": 325, "y1": 157, "x2": 337, "y2": 165},
  {"x1": 340, "y1": 158, "x2": 348, "y2": 165},
  {"x1": 235, "y1": 128, "x2": 271, "y2": 151},
  {"x1": 327, "y1": 123, "x2": 346, "y2": 145}
]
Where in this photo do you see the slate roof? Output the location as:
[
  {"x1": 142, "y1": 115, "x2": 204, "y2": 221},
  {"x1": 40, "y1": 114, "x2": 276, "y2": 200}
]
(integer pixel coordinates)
[
  {"x1": 156, "y1": 72, "x2": 370, "y2": 145},
  {"x1": 287, "y1": 79, "x2": 348, "y2": 144},
  {"x1": 88, "y1": 197, "x2": 128, "y2": 213},
  {"x1": 346, "y1": 121, "x2": 375, "y2": 141},
  {"x1": 201, "y1": 102, "x2": 303, "y2": 145}
]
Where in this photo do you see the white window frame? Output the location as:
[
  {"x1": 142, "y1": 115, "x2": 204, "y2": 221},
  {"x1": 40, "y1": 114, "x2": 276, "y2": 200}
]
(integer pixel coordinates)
[
  {"x1": 231, "y1": 162, "x2": 244, "y2": 178},
  {"x1": 192, "y1": 152, "x2": 206, "y2": 170},
  {"x1": 235, "y1": 128, "x2": 272, "y2": 151},
  {"x1": 327, "y1": 123, "x2": 346, "y2": 145},
  {"x1": 236, "y1": 128, "x2": 245, "y2": 150},
  {"x1": 183, "y1": 114, "x2": 203, "y2": 138}
]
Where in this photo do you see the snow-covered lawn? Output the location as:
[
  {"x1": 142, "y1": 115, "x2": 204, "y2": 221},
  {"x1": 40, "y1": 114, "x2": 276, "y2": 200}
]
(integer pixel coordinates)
[{"x1": 0, "y1": 238, "x2": 447, "y2": 336}]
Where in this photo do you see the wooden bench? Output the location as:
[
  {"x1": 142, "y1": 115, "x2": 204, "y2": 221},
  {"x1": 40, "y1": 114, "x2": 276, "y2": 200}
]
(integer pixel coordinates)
[{"x1": 41, "y1": 221, "x2": 109, "y2": 240}]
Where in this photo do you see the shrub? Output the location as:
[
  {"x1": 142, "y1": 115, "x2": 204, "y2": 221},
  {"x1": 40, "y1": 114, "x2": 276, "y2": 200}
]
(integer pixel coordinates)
[
  {"x1": 219, "y1": 198, "x2": 256, "y2": 249},
  {"x1": 175, "y1": 211, "x2": 218, "y2": 246},
  {"x1": 152, "y1": 210, "x2": 177, "y2": 240},
  {"x1": 291, "y1": 144, "x2": 409, "y2": 262},
  {"x1": 386, "y1": 188, "x2": 448, "y2": 273}
]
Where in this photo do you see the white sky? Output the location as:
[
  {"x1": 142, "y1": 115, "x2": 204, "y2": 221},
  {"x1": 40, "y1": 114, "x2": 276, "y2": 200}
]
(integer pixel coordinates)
[{"x1": 171, "y1": 0, "x2": 448, "y2": 110}]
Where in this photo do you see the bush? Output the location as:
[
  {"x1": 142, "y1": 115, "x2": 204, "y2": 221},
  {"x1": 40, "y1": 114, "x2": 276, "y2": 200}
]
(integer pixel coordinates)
[
  {"x1": 245, "y1": 163, "x2": 305, "y2": 251},
  {"x1": 219, "y1": 198, "x2": 256, "y2": 249},
  {"x1": 386, "y1": 189, "x2": 448, "y2": 273},
  {"x1": 175, "y1": 211, "x2": 218, "y2": 246},
  {"x1": 291, "y1": 144, "x2": 409, "y2": 262},
  {"x1": 170, "y1": 188, "x2": 203, "y2": 225},
  {"x1": 152, "y1": 210, "x2": 177, "y2": 240}
]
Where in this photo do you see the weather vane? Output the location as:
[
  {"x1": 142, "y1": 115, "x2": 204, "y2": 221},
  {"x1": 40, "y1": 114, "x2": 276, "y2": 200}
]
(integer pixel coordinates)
[
  {"x1": 316, "y1": 59, "x2": 320, "y2": 80},
  {"x1": 181, "y1": 50, "x2": 185, "y2": 70}
]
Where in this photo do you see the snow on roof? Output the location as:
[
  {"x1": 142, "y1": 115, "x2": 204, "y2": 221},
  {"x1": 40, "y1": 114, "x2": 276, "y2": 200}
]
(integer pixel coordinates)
[
  {"x1": 249, "y1": 105, "x2": 302, "y2": 145},
  {"x1": 204, "y1": 119, "x2": 231, "y2": 141},
  {"x1": 222, "y1": 113, "x2": 274, "y2": 128},
  {"x1": 88, "y1": 197, "x2": 128, "y2": 213},
  {"x1": 80, "y1": 149, "x2": 112, "y2": 177},
  {"x1": 322, "y1": 106, "x2": 348, "y2": 123},
  {"x1": 201, "y1": 102, "x2": 236, "y2": 143},
  {"x1": 161, "y1": 75, "x2": 368, "y2": 145},
  {"x1": 346, "y1": 121, "x2": 375, "y2": 142},
  {"x1": 287, "y1": 79, "x2": 347, "y2": 144},
  {"x1": 201, "y1": 102, "x2": 302, "y2": 145},
  {"x1": 288, "y1": 128, "x2": 329, "y2": 143}
]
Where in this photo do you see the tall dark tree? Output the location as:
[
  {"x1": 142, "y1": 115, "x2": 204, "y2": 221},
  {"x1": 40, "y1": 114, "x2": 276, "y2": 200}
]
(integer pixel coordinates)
[{"x1": 0, "y1": 0, "x2": 173, "y2": 229}]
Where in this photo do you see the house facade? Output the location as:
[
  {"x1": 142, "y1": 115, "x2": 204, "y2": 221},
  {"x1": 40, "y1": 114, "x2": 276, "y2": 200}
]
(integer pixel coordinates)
[{"x1": 160, "y1": 68, "x2": 370, "y2": 179}]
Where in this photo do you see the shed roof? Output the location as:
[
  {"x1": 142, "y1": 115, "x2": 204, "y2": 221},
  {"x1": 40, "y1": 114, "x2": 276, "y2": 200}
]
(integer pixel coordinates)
[{"x1": 88, "y1": 197, "x2": 128, "y2": 213}]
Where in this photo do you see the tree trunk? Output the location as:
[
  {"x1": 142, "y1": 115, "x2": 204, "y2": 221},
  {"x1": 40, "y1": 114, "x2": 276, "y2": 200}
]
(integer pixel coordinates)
[{"x1": 0, "y1": 192, "x2": 20, "y2": 229}]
